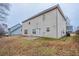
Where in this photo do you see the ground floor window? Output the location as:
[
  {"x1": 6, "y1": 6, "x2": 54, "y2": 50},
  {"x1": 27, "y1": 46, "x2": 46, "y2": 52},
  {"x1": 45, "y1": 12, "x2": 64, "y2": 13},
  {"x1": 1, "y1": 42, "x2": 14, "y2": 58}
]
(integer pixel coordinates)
[
  {"x1": 46, "y1": 27, "x2": 50, "y2": 32},
  {"x1": 32, "y1": 29, "x2": 36, "y2": 34},
  {"x1": 24, "y1": 29, "x2": 28, "y2": 34}
]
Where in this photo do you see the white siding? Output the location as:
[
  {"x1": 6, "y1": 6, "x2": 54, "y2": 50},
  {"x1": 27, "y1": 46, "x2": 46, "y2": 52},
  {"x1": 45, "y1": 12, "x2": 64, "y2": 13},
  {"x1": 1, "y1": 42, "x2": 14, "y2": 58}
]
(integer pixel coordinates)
[
  {"x1": 42, "y1": 9, "x2": 57, "y2": 38},
  {"x1": 57, "y1": 9, "x2": 66, "y2": 38},
  {"x1": 22, "y1": 15, "x2": 43, "y2": 36},
  {"x1": 22, "y1": 8, "x2": 66, "y2": 38}
]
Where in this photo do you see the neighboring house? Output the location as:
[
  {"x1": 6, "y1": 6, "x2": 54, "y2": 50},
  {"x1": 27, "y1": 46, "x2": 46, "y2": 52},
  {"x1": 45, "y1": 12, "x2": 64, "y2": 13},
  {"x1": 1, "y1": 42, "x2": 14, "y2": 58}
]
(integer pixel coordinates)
[
  {"x1": 77, "y1": 26, "x2": 79, "y2": 30},
  {"x1": 66, "y1": 25, "x2": 73, "y2": 33},
  {"x1": 0, "y1": 21, "x2": 8, "y2": 35},
  {"x1": 8, "y1": 24, "x2": 22, "y2": 35},
  {"x1": 2, "y1": 23, "x2": 8, "y2": 34},
  {"x1": 66, "y1": 17, "x2": 73, "y2": 33},
  {"x1": 22, "y1": 4, "x2": 67, "y2": 38}
]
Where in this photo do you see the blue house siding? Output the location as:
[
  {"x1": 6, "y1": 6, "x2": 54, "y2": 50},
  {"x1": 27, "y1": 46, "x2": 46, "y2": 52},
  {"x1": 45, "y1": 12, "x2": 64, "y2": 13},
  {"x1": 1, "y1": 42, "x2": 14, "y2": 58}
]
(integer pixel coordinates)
[
  {"x1": 10, "y1": 27, "x2": 22, "y2": 35},
  {"x1": 9, "y1": 24, "x2": 22, "y2": 35}
]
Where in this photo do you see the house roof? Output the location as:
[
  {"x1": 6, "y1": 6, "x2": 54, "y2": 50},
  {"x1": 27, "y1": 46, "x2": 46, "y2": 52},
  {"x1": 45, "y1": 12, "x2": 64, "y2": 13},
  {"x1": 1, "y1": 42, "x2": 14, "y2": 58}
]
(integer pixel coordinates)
[{"x1": 22, "y1": 4, "x2": 67, "y2": 23}]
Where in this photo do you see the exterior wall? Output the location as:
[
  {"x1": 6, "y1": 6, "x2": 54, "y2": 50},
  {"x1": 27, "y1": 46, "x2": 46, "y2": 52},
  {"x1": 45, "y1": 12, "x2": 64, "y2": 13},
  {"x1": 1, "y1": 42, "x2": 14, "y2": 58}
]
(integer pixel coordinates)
[
  {"x1": 57, "y1": 9, "x2": 66, "y2": 38},
  {"x1": 42, "y1": 9, "x2": 57, "y2": 38},
  {"x1": 22, "y1": 9, "x2": 57, "y2": 38},
  {"x1": 22, "y1": 8, "x2": 66, "y2": 38}
]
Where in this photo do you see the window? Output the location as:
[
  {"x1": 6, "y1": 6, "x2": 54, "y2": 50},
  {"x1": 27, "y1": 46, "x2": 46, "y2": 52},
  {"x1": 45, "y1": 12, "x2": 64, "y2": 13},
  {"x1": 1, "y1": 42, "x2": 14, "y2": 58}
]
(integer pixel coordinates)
[
  {"x1": 46, "y1": 27, "x2": 50, "y2": 32},
  {"x1": 29, "y1": 22, "x2": 30, "y2": 24},
  {"x1": 32, "y1": 29, "x2": 36, "y2": 34},
  {"x1": 24, "y1": 29, "x2": 28, "y2": 34}
]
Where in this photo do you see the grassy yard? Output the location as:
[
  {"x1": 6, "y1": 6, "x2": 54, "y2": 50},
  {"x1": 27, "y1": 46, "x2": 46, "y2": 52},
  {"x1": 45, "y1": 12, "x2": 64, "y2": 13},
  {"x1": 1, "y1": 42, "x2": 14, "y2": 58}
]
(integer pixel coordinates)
[{"x1": 0, "y1": 35, "x2": 79, "y2": 56}]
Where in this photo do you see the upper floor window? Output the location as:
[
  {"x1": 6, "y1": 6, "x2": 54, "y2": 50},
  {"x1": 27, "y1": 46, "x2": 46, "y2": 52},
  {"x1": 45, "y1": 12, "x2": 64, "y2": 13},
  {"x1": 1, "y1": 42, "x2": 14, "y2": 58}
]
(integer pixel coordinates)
[{"x1": 29, "y1": 22, "x2": 30, "y2": 25}]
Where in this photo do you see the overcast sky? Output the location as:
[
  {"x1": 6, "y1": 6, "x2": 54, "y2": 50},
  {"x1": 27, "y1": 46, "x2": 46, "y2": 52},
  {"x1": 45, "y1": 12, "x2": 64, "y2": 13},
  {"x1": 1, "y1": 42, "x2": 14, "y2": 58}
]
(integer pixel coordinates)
[{"x1": 7, "y1": 3, "x2": 79, "y2": 29}]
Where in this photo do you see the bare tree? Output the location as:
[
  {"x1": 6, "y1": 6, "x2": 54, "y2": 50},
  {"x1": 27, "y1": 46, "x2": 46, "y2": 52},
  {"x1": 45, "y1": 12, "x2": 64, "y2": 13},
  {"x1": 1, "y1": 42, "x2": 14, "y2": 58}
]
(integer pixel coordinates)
[
  {"x1": 0, "y1": 3, "x2": 10, "y2": 35},
  {"x1": 0, "y1": 3, "x2": 10, "y2": 21}
]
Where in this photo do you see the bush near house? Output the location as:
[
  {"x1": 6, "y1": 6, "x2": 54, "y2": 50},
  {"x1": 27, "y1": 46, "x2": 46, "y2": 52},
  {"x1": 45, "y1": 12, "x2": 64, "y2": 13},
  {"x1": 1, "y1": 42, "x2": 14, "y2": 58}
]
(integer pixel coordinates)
[{"x1": 0, "y1": 35, "x2": 79, "y2": 56}]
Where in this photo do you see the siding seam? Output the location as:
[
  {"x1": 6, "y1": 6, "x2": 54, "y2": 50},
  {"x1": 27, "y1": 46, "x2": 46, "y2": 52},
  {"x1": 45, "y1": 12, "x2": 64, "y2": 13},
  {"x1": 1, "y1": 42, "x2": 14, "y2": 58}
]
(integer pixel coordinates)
[{"x1": 56, "y1": 9, "x2": 58, "y2": 38}]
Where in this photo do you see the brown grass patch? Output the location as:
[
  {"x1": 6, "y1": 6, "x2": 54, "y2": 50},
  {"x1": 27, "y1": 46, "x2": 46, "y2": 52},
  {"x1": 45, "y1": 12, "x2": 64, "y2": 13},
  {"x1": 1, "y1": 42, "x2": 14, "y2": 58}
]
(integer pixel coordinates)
[{"x1": 0, "y1": 35, "x2": 79, "y2": 56}]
